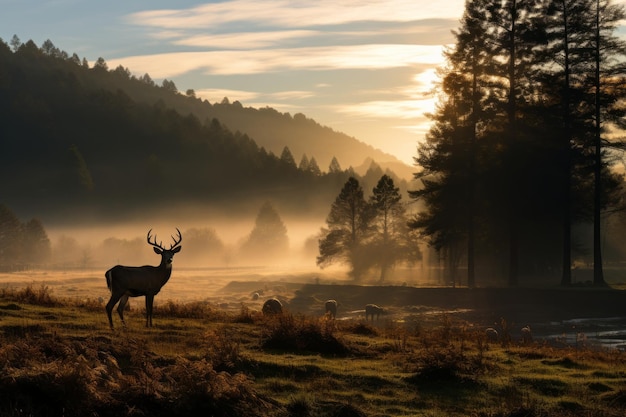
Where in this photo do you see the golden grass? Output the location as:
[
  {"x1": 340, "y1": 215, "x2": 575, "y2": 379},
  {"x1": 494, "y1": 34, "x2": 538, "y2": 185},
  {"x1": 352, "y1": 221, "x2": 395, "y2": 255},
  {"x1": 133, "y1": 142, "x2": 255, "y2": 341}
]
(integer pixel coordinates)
[{"x1": 1, "y1": 283, "x2": 626, "y2": 416}]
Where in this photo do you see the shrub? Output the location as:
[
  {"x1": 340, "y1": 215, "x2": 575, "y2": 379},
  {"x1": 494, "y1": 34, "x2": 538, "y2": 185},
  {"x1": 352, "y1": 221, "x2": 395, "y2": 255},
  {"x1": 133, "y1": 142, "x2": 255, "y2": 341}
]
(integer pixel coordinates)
[
  {"x1": 156, "y1": 300, "x2": 223, "y2": 320},
  {"x1": 262, "y1": 313, "x2": 349, "y2": 355},
  {"x1": 203, "y1": 326, "x2": 243, "y2": 371},
  {"x1": 344, "y1": 321, "x2": 378, "y2": 336},
  {"x1": 232, "y1": 303, "x2": 257, "y2": 323},
  {"x1": 0, "y1": 283, "x2": 58, "y2": 306},
  {"x1": 0, "y1": 333, "x2": 279, "y2": 417}
]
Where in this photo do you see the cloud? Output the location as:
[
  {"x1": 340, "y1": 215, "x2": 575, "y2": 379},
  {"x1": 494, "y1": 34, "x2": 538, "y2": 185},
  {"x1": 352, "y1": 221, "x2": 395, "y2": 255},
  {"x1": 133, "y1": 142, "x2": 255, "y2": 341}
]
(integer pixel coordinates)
[
  {"x1": 107, "y1": 44, "x2": 446, "y2": 78},
  {"x1": 338, "y1": 97, "x2": 435, "y2": 121},
  {"x1": 193, "y1": 88, "x2": 314, "y2": 105},
  {"x1": 194, "y1": 88, "x2": 260, "y2": 103},
  {"x1": 172, "y1": 30, "x2": 320, "y2": 49},
  {"x1": 267, "y1": 90, "x2": 316, "y2": 100},
  {"x1": 337, "y1": 66, "x2": 439, "y2": 112},
  {"x1": 127, "y1": 0, "x2": 466, "y2": 30}
]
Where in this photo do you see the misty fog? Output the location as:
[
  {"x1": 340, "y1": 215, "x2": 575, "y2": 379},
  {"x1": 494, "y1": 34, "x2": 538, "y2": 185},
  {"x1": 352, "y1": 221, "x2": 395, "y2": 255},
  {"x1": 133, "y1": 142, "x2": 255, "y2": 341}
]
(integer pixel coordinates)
[
  {"x1": 37, "y1": 207, "x2": 431, "y2": 286},
  {"x1": 45, "y1": 216, "x2": 320, "y2": 269}
]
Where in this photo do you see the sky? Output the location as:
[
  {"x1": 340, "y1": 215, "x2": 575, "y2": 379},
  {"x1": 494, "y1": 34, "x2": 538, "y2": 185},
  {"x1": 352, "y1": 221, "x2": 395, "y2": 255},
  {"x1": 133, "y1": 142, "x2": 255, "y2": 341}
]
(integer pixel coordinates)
[{"x1": 2, "y1": 0, "x2": 625, "y2": 166}]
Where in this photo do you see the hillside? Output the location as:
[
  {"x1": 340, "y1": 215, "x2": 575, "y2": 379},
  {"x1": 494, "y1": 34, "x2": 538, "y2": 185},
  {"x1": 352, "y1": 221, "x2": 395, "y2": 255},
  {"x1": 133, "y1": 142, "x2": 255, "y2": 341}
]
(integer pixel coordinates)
[
  {"x1": 196, "y1": 99, "x2": 416, "y2": 179},
  {"x1": 5, "y1": 39, "x2": 414, "y2": 180},
  {"x1": 71, "y1": 67, "x2": 415, "y2": 180},
  {"x1": 97, "y1": 78, "x2": 416, "y2": 179},
  {"x1": 0, "y1": 39, "x2": 413, "y2": 225}
]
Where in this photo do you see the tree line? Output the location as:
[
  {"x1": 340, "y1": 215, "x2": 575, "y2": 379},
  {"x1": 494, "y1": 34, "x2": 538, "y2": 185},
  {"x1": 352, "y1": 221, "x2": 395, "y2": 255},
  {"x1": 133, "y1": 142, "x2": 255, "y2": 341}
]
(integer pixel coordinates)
[
  {"x1": 0, "y1": 204, "x2": 50, "y2": 271},
  {"x1": 0, "y1": 201, "x2": 289, "y2": 270},
  {"x1": 410, "y1": 0, "x2": 626, "y2": 287},
  {"x1": 1, "y1": 173, "x2": 422, "y2": 279}
]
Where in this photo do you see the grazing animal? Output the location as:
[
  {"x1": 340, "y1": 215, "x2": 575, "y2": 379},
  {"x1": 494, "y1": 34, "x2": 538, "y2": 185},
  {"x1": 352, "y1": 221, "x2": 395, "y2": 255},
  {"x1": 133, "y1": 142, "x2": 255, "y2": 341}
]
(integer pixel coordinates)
[
  {"x1": 521, "y1": 325, "x2": 533, "y2": 344},
  {"x1": 251, "y1": 292, "x2": 260, "y2": 300},
  {"x1": 325, "y1": 299, "x2": 338, "y2": 319},
  {"x1": 365, "y1": 304, "x2": 384, "y2": 321},
  {"x1": 262, "y1": 298, "x2": 283, "y2": 315},
  {"x1": 105, "y1": 229, "x2": 182, "y2": 329},
  {"x1": 485, "y1": 327, "x2": 499, "y2": 342}
]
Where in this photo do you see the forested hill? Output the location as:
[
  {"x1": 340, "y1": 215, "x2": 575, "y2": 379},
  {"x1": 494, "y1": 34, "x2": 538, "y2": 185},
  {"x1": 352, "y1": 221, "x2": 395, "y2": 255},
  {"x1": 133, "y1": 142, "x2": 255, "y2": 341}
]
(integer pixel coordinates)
[
  {"x1": 0, "y1": 39, "x2": 409, "y2": 223},
  {"x1": 3, "y1": 38, "x2": 413, "y2": 177},
  {"x1": 111, "y1": 90, "x2": 414, "y2": 181}
]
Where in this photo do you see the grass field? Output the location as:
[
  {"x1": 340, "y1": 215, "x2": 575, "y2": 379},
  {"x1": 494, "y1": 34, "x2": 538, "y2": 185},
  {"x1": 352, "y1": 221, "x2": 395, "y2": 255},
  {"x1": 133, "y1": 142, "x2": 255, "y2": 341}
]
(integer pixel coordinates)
[{"x1": 1, "y1": 270, "x2": 626, "y2": 416}]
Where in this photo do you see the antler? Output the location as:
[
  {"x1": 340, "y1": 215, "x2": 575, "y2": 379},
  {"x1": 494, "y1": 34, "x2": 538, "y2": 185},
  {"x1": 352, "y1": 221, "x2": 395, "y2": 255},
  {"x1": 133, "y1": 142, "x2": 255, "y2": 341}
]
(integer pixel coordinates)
[
  {"x1": 147, "y1": 228, "x2": 182, "y2": 250},
  {"x1": 170, "y1": 228, "x2": 182, "y2": 249},
  {"x1": 147, "y1": 229, "x2": 165, "y2": 250}
]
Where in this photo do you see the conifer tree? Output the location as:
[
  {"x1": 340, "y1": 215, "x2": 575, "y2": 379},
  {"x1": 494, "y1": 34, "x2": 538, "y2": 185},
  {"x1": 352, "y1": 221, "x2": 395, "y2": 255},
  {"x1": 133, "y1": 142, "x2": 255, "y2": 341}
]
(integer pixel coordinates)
[
  {"x1": 299, "y1": 154, "x2": 310, "y2": 171},
  {"x1": 308, "y1": 157, "x2": 322, "y2": 176},
  {"x1": 329, "y1": 157, "x2": 342, "y2": 174},
  {"x1": 317, "y1": 177, "x2": 373, "y2": 279},
  {"x1": 0, "y1": 204, "x2": 22, "y2": 268},
  {"x1": 22, "y1": 218, "x2": 51, "y2": 265},
  {"x1": 240, "y1": 202, "x2": 288, "y2": 262},
  {"x1": 280, "y1": 146, "x2": 297, "y2": 168},
  {"x1": 410, "y1": 0, "x2": 494, "y2": 287},
  {"x1": 370, "y1": 175, "x2": 411, "y2": 282},
  {"x1": 589, "y1": 0, "x2": 626, "y2": 285}
]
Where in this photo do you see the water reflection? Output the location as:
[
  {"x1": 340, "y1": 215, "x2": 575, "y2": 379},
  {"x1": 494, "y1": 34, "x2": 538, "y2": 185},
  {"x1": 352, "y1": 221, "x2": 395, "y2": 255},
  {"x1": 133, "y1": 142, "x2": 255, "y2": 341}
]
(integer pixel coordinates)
[{"x1": 543, "y1": 317, "x2": 626, "y2": 351}]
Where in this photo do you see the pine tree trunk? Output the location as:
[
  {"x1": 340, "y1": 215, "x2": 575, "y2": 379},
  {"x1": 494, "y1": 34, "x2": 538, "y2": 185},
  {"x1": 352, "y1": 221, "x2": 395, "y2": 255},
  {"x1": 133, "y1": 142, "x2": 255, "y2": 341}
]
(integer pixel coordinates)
[{"x1": 593, "y1": 0, "x2": 606, "y2": 287}]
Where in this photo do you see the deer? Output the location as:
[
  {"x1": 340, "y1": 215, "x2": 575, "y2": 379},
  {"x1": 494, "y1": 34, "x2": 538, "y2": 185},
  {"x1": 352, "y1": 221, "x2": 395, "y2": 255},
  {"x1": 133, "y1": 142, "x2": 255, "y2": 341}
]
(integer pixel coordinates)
[
  {"x1": 105, "y1": 228, "x2": 182, "y2": 329},
  {"x1": 365, "y1": 304, "x2": 384, "y2": 321},
  {"x1": 325, "y1": 299, "x2": 338, "y2": 319},
  {"x1": 262, "y1": 298, "x2": 283, "y2": 315}
]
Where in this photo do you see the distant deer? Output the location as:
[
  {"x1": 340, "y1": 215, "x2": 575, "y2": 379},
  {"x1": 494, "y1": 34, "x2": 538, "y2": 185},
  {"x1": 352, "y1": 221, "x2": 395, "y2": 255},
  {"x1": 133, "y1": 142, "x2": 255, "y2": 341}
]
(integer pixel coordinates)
[
  {"x1": 325, "y1": 299, "x2": 338, "y2": 319},
  {"x1": 262, "y1": 298, "x2": 283, "y2": 315},
  {"x1": 105, "y1": 229, "x2": 182, "y2": 329},
  {"x1": 485, "y1": 327, "x2": 499, "y2": 343},
  {"x1": 365, "y1": 304, "x2": 384, "y2": 321},
  {"x1": 521, "y1": 325, "x2": 533, "y2": 344}
]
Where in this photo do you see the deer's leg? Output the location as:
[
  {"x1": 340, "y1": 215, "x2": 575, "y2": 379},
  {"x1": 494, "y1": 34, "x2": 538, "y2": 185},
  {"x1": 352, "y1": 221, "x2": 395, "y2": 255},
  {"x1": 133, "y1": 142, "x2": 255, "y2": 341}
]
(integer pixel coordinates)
[
  {"x1": 117, "y1": 294, "x2": 129, "y2": 327},
  {"x1": 106, "y1": 293, "x2": 123, "y2": 329},
  {"x1": 145, "y1": 294, "x2": 154, "y2": 327}
]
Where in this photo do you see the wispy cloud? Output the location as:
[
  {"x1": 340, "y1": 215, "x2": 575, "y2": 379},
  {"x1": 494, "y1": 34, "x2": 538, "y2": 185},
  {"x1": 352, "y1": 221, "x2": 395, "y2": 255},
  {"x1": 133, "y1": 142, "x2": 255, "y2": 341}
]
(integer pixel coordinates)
[
  {"x1": 172, "y1": 30, "x2": 320, "y2": 49},
  {"x1": 193, "y1": 88, "x2": 315, "y2": 106},
  {"x1": 267, "y1": 90, "x2": 316, "y2": 100},
  {"x1": 107, "y1": 44, "x2": 446, "y2": 78},
  {"x1": 335, "y1": 68, "x2": 439, "y2": 135},
  {"x1": 194, "y1": 88, "x2": 260, "y2": 103},
  {"x1": 127, "y1": 0, "x2": 465, "y2": 30}
]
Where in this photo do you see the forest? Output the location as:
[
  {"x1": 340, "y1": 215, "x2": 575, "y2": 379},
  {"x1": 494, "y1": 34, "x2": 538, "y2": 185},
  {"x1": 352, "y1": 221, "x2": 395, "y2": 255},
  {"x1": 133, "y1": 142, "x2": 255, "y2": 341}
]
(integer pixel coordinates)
[{"x1": 410, "y1": 0, "x2": 626, "y2": 288}]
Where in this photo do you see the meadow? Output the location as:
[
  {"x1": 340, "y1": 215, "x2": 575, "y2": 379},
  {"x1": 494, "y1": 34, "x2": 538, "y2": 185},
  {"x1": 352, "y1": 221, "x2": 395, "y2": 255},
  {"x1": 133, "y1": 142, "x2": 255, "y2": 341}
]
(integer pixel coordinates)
[{"x1": 1, "y1": 269, "x2": 626, "y2": 416}]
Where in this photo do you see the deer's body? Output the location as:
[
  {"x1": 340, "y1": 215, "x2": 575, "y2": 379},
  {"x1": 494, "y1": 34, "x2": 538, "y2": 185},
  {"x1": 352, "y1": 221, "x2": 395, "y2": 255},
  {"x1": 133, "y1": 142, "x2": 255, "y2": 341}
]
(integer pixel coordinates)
[
  {"x1": 365, "y1": 304, "x2": 384, "y2": 321},
  {"x1": 262, "y1": 298, "x2": 283, "y2": 315},
  {"x1": 105, "y1": 229, "x2": 182, "y2": 329},
  {"x1": 325, "y1": 299, "x2": 338, "y2": 319}
]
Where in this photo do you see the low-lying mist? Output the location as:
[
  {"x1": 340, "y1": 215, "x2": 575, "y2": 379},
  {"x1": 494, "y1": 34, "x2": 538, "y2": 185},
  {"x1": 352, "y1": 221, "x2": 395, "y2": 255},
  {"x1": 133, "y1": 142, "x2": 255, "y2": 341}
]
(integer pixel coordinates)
[{"x1": 45, "y1": 213, "x2": 325, "y2": 271}]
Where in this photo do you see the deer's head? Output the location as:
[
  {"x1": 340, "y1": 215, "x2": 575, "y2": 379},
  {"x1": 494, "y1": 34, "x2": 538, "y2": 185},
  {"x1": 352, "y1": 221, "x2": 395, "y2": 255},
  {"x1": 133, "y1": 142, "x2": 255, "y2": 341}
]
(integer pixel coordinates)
[{"x1": 147, "y1": 228, "x2": 182, "y2": 266}]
